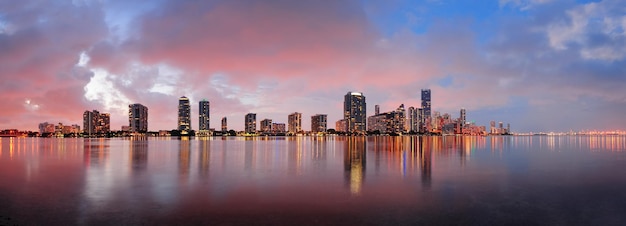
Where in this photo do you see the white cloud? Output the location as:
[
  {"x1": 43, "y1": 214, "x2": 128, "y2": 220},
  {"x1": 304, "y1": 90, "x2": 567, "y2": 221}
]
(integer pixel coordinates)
[{"x1": 546, "y1": 0, "x2": 626, "y2": 61}]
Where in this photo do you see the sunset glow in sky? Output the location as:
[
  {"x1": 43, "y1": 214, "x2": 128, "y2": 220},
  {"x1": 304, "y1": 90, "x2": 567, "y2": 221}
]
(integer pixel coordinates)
[{"x1": 1, "y1": 0, "x2": 625, "y2": 132}]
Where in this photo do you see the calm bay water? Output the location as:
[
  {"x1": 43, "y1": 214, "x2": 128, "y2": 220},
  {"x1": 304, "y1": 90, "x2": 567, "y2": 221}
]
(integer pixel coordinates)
[{"x1": 1, "y1": 136, "x2": 626, "y2": 225}]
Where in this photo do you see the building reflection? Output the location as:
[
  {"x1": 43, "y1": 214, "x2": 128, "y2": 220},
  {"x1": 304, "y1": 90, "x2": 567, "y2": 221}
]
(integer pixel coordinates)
[
  {"x1": 419, "y1": 136, "x2": 432, "y2": 189},
  {"x1": 344, "y1": 137, "x2": 366, "y2": 196},
  {"x1": 198, "y1": 138, "x2": 210, "y2": 175},
  {"x1": 83, "y1": 138, "x2": 109, "y2": 167},
  {"x1": 129, "y1": 138, "x2": 148, "y2": 172},
  {"x1": 179, "y1": 137, "x2": 191, "y2": 176},
  {"x1": 244, "y1": 137, "x2": 255, "y2": 171}
]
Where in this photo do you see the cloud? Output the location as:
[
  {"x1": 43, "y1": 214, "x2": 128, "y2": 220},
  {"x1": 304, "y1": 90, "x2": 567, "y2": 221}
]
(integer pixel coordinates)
[{"x1": 546, "y1": 0, "x2": 626, "y2": 61}]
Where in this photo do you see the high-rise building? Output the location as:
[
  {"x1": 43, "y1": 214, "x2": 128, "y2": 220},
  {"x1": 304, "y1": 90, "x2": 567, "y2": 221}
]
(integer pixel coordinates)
[
  {"x1": 460, "y1": 108, "x2": 466, "y2": 126},
  {"x1": 83, "y1": 110, "x2": 110, "y2": 135},
  {"x1": 407, "y1": 106, "x2": 419, "y2": 132},
  {"x1": 311, "y1": 114, "x2": 327, "y2": 133},
  {"x1": 421, "y1": 89, "x2": 431, "y2": 118},
  {"x1": 272, "y1": 123, "x2": 286, "y2": 133},
  {"x1": 336, "y1": 119, "x2": 347, "y2": 132},
  {"x1": 375, "y1": 105, "x2": 380, "y2": 115},
  {"x1": 260, "y1": 119, "x2": 273, "y2": 133},
  {"x1": 366, "y1": 104, "x2": 406, "y2": 134},
  {"x1": 245, "y1": 113, "x2": 257, "y2": 134},
  {"x1": 288, "y1": 112, "x2": 302, "y2": 133},
  {"x1": 221, "y1": 117, "x2": 227, "y2": 132},
  {"x1": 490, "y1": 121, "x2": 496, "y2": 134},
  {"x1": 178, "y1": 96, "x2": 191, "y2": 132},
  {"x1": 129, "y1": 103, "x2": 148, "y2": 132},
  {"x1": 199, "y1": 99, "x2": 210, "y2": 131},
  {"x1": 344, "y1": 92, "x2": 366, "y2": 133}
]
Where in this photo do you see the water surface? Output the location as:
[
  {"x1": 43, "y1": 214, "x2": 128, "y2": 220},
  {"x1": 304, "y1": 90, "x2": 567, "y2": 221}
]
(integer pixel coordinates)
[{"x1": 1, "y1": 136, "x2": 626, "y2": 225}]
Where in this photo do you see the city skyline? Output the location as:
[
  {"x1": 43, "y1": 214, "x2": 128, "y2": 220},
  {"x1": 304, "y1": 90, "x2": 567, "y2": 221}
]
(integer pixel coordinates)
[{"x1": 1, "y1": 1, "x2": 625, "y2": 133}]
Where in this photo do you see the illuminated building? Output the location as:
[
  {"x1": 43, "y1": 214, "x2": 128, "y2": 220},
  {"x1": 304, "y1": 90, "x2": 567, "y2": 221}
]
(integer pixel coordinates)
[
  {"x1": 221, "y1": 117, "x2": 227, "y2": 132},
  {"x1": 460, "y1": 108, "x2": 466, "y2": 126},
  {"x1": 344, "y1": 92, "x2": 366, "y2": 133},
  {"x1": 272, "y1": 123, "x2": 286, "y2": 133},
  {"x1": 178, "y1": 96, "x2": 191, "y2": 132},
  {"x1": 367, "y1": 104, "x2": 406, "y2": 134},
  {"x1": 421, "y1": 89, "x2": 431, "y2": 118},
  {"x1": 260, "y1": 119, "x2": 273, "y2": 133},
  {"x1": 83, "y1": 110, "x2": 110, "y2": 135},
  {"x1": 39, "y1": 122, "x2": 55, "y2": 134},
  {"x1": 407, "y1": 106, "x2": 419, "y2": 132},
  {"x1": 336, "y1": 119, "x2": 347, "y2": 132},
  {"x1": 129, "y1": 103, "x2": 148, "y2": 132},
  {"x1": 288, "y1": 112, "x2": 302, "y2": 133},
  {"x1": 245, "y1": 113, "x2": 257, "y2": 134},
  {"x1": 311, "y1": 114, "x2": 327, "y2": 133},
  {"x1": 199, "y1": 99, "x2": 210, "y2": 131}
]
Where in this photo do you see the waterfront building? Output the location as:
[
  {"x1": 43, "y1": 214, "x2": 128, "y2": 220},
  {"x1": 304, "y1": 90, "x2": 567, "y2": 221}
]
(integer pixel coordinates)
[
  {"x1": 407, "y1": 106, "x2": 419, "y2": 132},
  {"x1": 83, "y1": 110, "x2": 110, "y2": 135},
  {"x1": 245, "y1": 113, "x2": 257, "y2": 134},
  {"x1": 199, "y1": 100, "x2": 210, "y2": 131},
  {"x1": 39, "y1": 122, "x2": 55, "y2": 134},
  {"x1": 288, "y1": 112, "x2": 302, "y2": 133},
  {"x1": 344, "y1": 92, "x2": 366, "y2": 133},
  {"x1": 375, "y1": 105, "x2": 380, "y2": 115},
  {"x1": 421, "y1": 89, "x2": 431, "y2": 118},
  {"x1": 129, "y1": 103, "x2": 148, "y2": 132},
  {"x1": 221, "y1": 117, "x2": 227, "y2": 132},
  {"x1": 460, "y1": 108, "x2": 466, "y2": 126},
  {"x1": 260, "y1": 119, "x2": 273, "y2": 133},
  {"x1": 311, "y1": 114, "x2": 327, "y2": 133},
  {"x1": 336, "y1": 119, "x2": 347, "y2": 132},
  {"x1": 367, "y1": 104, "x2": 406, "y2": 134},
  {"x1": 272, "y1": 123, "x2": 286, "y2": 133},
  {"x1": 178, "y1": 96, "x2": 191, "y2": 132}
]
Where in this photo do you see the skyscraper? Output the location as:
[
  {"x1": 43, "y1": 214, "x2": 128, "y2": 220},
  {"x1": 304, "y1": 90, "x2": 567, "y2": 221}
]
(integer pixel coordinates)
[
  {"x1": 344, "y1": 92, "x2": 366, "y2": 133},
  {"x1": 311, "y1": 114, "x2": 327, "y2": 133},
  {"x1": 199, "y1": 99, "x2": 210, "y2": 131},
  {"x1": 407, "y1": 106, "x2": 418, "y2": 132},
  {"x1": 221, "y1": 117, "x2": 227, "y2": 132},
  {"x1": 375, "y1": 105, "x2": 380, "y2": 115},
  {"x1": 83, "y1": 110, "x2": 110, "y2": 135},
  {"x1": 460, "y1": 108, "x2": 466, "y2": 126},
  {"x1": 178, "y1": 96, "x2": 191, "y2": 132},
  {"x1": 245, "y1": 113, "x2": 257, "y2": 134},
  {"x1": 288, "y1": 112, "x2": 302, "y2": 133},
  {"x1": 129, "y1": 103, "x2": 148, "y2": 132},
  {"x1": 260, "y1": 119, "x2": 273, "y2": 133},
  {"x1": 421, "y1": 89, "x2": 431, "y2": 118}
]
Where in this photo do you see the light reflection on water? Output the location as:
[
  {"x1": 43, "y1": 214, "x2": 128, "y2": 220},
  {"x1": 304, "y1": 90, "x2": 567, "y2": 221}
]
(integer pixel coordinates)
[{"x1": 1, "y1": 136, "x2": 626, "y2": 225}]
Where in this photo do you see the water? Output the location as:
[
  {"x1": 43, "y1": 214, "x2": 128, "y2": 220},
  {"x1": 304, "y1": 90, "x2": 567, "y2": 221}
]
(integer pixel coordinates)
[{"x1": 1, "y1": 136, "x2": 626, "y2": 225}]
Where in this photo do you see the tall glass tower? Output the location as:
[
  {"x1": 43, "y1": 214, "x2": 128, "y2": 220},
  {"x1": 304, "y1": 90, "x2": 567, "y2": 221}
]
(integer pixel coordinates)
[
  {"x1": 199, "y1": 99, "x2": 210, "y2": 130},
  {"x1": 129, "y1": 103, "x2": 148, "y2": 132},
  {"x1": 421, "y1": 89, "x2": 431, "y2": 118},
  {"x1": 344, "y1": 92, "x2": 366, "y2": 133},
  {"x1": 178, "y1": 96, "x2": 191, "y2": 132}
]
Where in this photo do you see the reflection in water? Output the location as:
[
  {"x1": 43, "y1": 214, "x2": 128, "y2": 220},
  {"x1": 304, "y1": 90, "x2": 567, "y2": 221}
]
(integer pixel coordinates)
[
  {"x1": 344, "y1": 137, "x2": 366, "y2": 196},
  {"x1": 179, "y1": 137, "x2": 191, "y2": 176},
  {"x1": 129, "y1": 138, "x2": 148, "y2": 171},
  {"x1": 244, "y1": 137, "x2": 254, "y2": 170},
  {"x1": 84, "y1": 138, "x2": 109, "y2": 167},
  {"x1": 198, "y1": 138, "x2": 210, "y2": 175},
  {"x1": 419, "y1": 137, "x2": 432, "y2": 188}
]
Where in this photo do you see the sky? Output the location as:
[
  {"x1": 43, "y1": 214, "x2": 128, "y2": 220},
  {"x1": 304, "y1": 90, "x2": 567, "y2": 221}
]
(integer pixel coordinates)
[{"x1": 1, "y1": 0, "x2": 625, "y2": 133}]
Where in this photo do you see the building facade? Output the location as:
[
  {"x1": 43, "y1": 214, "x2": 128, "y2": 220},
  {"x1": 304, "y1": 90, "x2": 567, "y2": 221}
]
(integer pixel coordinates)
[
  {"x1": 344, "y1": 92, "x2": 366, "y2": 133},
  {"x1": 421, "y1": 89, "x2": 431, "y2": 128},
  {"x1": 245, "y1": 113, "x2": 257, "y2": 134},
  {"x1": 272, "y1": 123, "x2": 286, "y2": 133},
  {"x1": 129, "y1": 103, "x2": 148, "y2": 132},
  {"x1": 178, "y1": 96, "x2": 191, "y2": 132},
  {"x1": 199, "y1": 99, "x2": 210, "y2": 131},
  {"x1": 221, "y1": 117, "x2": 227, "y2": 132},
  {"x1": 311, "y1": 114, "x2": 327, "y2": 133},
  {"x1": 260, "y1": 119, "x2": 273, "y2": 133},
  {"x1": 336, "y1": 119, "x2": 347, "y2": 132},
  {"x1": 83, "y1": 110, "x2": 110, "y2": 135},
  {"x1": 288, "y1": 112, "x2": 302, "y2": 133}
]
